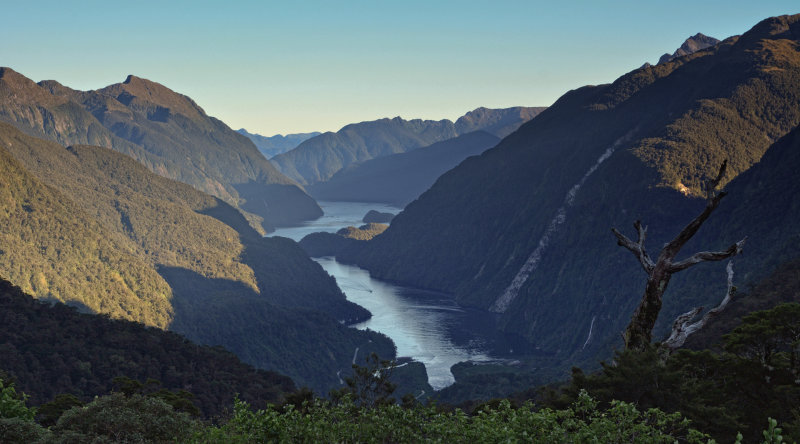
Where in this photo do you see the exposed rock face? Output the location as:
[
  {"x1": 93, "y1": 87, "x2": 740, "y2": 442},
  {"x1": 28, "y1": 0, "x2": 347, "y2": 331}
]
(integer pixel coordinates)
[{"x1": 658, "y1": 32, "x2": 720, "y2": 64}]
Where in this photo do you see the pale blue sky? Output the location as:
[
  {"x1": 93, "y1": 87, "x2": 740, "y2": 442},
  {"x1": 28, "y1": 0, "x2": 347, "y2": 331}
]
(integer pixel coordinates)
[{"x1": 2, "y1": 1, "x2": 796, "y2": 135}]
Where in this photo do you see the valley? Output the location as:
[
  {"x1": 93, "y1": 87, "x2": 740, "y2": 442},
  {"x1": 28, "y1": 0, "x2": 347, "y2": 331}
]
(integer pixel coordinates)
[
  {"x1": 1, "y1": 7, "x2": 799, "y2": 442},
  {"x1": 272, "y1": 201, "x2": 519, "y2": 390}
]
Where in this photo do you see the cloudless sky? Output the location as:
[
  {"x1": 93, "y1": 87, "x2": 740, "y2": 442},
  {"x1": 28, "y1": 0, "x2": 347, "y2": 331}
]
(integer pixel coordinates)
[{"x1": 2, "y1": 1, "x2": 797, "y2": 135}]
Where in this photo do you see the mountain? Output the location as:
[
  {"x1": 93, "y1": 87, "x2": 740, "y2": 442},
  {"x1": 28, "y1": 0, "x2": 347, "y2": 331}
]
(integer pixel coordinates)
[
  {"x1": 272, "y1": 117, "x2": 459, "y2": 185},
  {"x1": 0, "y1": 68, "x2": 321, "y2": 231},
  {"x1": 343, "y1": 14, "x2": 800, "y2": 373},
  {"x1": 0, "y1": 277, "x2": 296, "y2": 417},
  {"x1": 271, "y1": 107, "x2": 544, "y2": 185},
  {"x1": 237, "y1": 128, "x2": 321, "y2": 159},
  {"x1": 0, "y1": 121, "x2": 393, "y2": 393},
  {"x1": 308, "y1": 131, "x2": 500, "y2": 206},
  {"x1": 455, "y1": 107, "x2": 546, "y2": 139},
  {"x1": 658, "y1": 33, "x2": 720, "y2": 64}
]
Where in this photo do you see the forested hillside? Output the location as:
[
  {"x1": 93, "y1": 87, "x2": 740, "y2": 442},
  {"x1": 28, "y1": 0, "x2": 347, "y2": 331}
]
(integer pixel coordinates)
[
  {"x1": 0, "y1": 122, "x2": 393, "y2": 393},
  {"x1": 0, "y1": 68, "x2": 320, "y2": 231},
  {"x1": 348, "y1": 14, "x2": 800, "y2": 373},
  {"x1": 0, "y1": 277, "x2": 295, "y2": 417}
]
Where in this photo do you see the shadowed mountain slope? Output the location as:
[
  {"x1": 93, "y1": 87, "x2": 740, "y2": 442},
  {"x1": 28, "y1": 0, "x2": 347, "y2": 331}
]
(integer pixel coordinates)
[
  {"x1": 272, "y1": 107, "x2": 544, "y2": 185},
  {"x1": 348, "y1": 14, "x2": 800, "y2": 373},
  {"x1": 309, "y1": 131, "x2": 500, "y2": 206},
  {"x1": 0, "y1": 277, "x2": 296, "y2": 417}
]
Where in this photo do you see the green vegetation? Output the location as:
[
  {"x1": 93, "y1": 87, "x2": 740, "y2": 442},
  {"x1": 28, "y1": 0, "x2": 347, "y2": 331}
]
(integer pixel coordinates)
[
  {"x1": 536, "y1": 302, "x2": 800, "y2": 442},
  {"x1": 337, "y1": 223, "x2": 389, "y2": 240},
  {"x1": 0, "y1": 277, "x2": 296, "y2": 417},
  {"x1": 0, "y1": 67, "x2": 321, "y2": 231},
  {"x1": 193, "y1": 392, "x2": 709, "y2": 443},
  {"x1": 347, "y1": 14, "x2": 800, "y2": 380},
  {"x1": 0, "y1": 121, "x2": 391, "y2": 393}
]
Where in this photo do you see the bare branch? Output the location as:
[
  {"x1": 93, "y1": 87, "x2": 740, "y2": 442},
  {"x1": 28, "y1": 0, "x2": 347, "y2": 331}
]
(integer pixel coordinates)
[
  {"x1": 663, "y1": 261, "x2": 737, "y2": 350},
  {"x1": 611, "y1": 220, "x2": 655, "y2": 273},
  {"x1": 661, "y1": 162, "x2": 729, "y2": 262},
  {"x1": 667, "y1": 237, "x2": 746, "y2": 273}
]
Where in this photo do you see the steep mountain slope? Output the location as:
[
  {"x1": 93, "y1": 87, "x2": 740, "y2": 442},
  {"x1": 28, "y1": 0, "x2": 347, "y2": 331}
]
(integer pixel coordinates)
[
  {"x1": 237, "y1": 128, "x2": 321, "y2": 158},
  {"x1": 350, "y1": 14, "x2": 800, "y2": 371},
  {"x1": 0, "y1": 68, "x2": 321, "y2": 231},
  {"x1": 272, "y1": 117, "x2": 459, "y2": 185},
  {"x1": 0, "y1": 122, "x2": 392, "y2": 392},
  {"x1": 309, "y1": 131, "x2": 500, "y2": 206},
  {"x1": 272, "y1": 107, "x2": 544, "y2": 185},
  {"x1": 0, "y1": 129, "x2": 172, "y2": 327},
  {"x1": 0, "y1": 277, "x2": 296, "y2": 416}
]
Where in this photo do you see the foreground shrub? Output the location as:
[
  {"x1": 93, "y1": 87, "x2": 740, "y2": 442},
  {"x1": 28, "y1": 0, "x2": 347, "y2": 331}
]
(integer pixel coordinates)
[
  {"x1": 193, "y1": 390, "x2": 709, "y2": 443},
  {"x1": 52, "y1": 392, "x2": 198, "y2": 443}
]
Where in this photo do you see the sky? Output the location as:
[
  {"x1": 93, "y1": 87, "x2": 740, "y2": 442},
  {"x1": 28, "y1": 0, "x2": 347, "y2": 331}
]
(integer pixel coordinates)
[{"x1": 2, "y1": 1, "x2": 797, "y2": 135}]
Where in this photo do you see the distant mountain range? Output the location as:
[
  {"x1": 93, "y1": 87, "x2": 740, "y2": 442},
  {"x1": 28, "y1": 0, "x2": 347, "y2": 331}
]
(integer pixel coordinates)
[
  {"x1": 237, "y1": 128, "x2": 321, "y2": 159},
  {"x1": 0, "y1": 69, "x2": 321, "y2": 231},
  {"x1": 309, "y1": 131, "x2": 501, "y2": 206},
  {"x1": 272, "y1": 107, "x2": 545, "y2": 185},
  {"x1": 337, "y1": 14, "x2": 800, "y2": 373}
]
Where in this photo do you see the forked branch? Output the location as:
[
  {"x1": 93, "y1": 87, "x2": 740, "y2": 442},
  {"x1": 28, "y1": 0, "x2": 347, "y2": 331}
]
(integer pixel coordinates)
[
  {"x1": 663, "y1": 261, "x2": 737, "y2": 350},
  {"x1": 612, "y1": 160, "x2": 745, "y2": 352},
  {"x1": 611, "y1": 220, "x2": 654, "y2": 273}
]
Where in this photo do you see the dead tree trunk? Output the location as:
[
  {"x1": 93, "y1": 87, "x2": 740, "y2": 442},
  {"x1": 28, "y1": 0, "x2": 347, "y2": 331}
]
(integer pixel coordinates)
[{"x1": 612, "y1": 161, "x2": 746, "y2": 352}]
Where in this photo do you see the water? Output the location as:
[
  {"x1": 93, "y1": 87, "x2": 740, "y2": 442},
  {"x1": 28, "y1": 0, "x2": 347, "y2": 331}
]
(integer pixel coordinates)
[
  {"x1": 270, "y1": 201, "x2": 402, "y2": 240},
  {"x1": 268, "y1": 201, "x2": 500, "y2": 389},
  {"x1": 314, "y1": 256, "x2": 497, "y2": 390}
]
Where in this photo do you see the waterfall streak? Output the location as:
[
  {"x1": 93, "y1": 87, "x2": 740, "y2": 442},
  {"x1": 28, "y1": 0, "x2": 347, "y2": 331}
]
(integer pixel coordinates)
[
  {"x1": 490, "y1": 143, "x2": 619, "y2": 313},
  {"x1": 582, "y1": 315, "x2": 597, "y2": 349}
]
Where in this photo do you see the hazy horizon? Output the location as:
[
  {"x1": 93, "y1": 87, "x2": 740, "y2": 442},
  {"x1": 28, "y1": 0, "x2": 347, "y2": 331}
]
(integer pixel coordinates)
[{"x1": 3, "y1": 0, "x2": 797, "y2": 135}]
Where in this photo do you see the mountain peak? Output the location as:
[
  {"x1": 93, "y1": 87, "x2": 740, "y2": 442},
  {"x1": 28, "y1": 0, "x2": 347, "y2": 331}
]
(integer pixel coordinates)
[
  {"x1": 100, "y1": 74, "x2": 207, "y2": 121},
  {"x1": 0, "y1": 67, "x2": 66, "y2": 105},
  {"x1": 658, "y1": 32, "x2": 720, "y2": 64}
]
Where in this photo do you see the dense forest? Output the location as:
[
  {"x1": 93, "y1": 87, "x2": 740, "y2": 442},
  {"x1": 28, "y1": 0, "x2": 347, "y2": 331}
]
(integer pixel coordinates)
[
  {"x1": 0, "y1": 277, "x2": 295, "y2": 417},
  {"x1": 0, "y1": 121, "x2": 394, "y2": 393}
]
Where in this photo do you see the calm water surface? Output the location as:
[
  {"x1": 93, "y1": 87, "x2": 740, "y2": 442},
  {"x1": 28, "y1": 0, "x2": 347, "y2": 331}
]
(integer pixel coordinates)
[
  {"x1": 269, "y1": 201, "x2": 500, "y2": 389},
  {"x1": 270, "y1": 201, "x2": 401, "y2": 240}
]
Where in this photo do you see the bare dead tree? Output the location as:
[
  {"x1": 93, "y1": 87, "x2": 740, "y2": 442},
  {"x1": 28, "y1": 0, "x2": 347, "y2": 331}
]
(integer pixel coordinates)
[{"x1": 612, "y1": 160, "x2": 746, "y2": 352}]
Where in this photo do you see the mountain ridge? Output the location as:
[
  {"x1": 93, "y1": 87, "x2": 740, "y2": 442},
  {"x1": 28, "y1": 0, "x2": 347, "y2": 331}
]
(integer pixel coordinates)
[
  {"x1": 342, "y1": 14, "x2": 800, "y2": 374},
  {"x1": 0, "y1": 68, "x2": 321, "y2": 231},
  {"x1": 237, "y1": 128, "x2": 321, "y2": 159},
  {"x1": 308, "y1": 131, "x2": 501, "y2": 206},
  {"x1": 272, "y1": 107, "x2": 545, "y2": 185}
]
